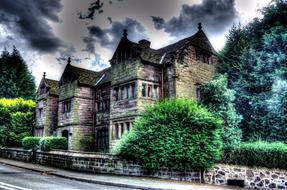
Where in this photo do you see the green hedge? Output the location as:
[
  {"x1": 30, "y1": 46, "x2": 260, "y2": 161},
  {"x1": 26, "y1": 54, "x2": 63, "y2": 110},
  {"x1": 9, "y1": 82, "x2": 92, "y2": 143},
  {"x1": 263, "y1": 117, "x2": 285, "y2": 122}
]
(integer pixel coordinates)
[
  {"x1": 221, "y1": 141, "x2": 287, "y2": 169},
  {"x1": 117, "y1": 98, "x2": 223, "y2": 170},
  {"x1": 39, "y1": 137, "x2": 67, "y2": 151},
  {"x1": 22, "y1": 137, "x2": 41, "y2": 150}
]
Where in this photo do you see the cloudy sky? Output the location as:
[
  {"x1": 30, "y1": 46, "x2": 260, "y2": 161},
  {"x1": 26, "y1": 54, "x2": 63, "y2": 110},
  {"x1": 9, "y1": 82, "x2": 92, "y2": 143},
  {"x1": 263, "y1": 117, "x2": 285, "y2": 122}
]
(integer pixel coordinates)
[{"x1": 0, "y1": 0, "x2": 272, "y2": 85}]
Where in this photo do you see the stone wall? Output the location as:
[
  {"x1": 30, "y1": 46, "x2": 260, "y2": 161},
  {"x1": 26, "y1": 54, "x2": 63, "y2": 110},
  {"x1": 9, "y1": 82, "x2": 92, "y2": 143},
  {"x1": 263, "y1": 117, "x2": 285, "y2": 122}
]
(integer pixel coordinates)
[
  {"x1": 1, "y1": 148, "x2": 287, "y2": 189},
  {"x1": 0, "y1": 148, "x2": 33, "y2": 162},
  {"x1": 205, "y1": 164, "x2": 287, "y2": 189},
  {"x1": 35, "y1": 150, "x2": 201, "y2": 182}
]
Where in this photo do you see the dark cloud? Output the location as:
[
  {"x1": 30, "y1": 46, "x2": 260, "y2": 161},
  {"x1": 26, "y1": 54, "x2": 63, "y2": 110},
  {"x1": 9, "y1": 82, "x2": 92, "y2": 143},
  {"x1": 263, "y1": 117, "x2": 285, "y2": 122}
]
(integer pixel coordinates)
[
  {"x1": 56, "y1": 46, "x2": 81, "y2": 64},
  {"x1": 0, "y1": 0, "x2": 63, "y2": 53},
  {"x1": 152, "y1": 0, "x2": 239, "y2": 37},
  {"x1": 83, "y1": 17, "x2": 147, "y2": 53},
  {"x1": 79, "y1": 0, "x2": 124, "y2": 21}
]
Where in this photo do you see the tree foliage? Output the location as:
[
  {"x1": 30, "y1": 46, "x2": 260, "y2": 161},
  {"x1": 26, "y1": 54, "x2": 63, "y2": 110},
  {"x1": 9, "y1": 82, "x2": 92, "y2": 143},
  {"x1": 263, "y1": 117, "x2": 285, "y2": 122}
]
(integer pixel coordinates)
[
  {"x1": 0, "y1": 98, "x2": 35, "y2": 147},
  {"x1": 0, "y1": 47, "x2": 36, "y2": 100},
  {"x1": 218, "y1": 0, "x2": 287, "y2": 141},
  {"x1": 201, "y1": 75, "x2": 242, "y2": 148},
  {"x1": 116, "y1": 99, "x2": 223, "y2": 170}
]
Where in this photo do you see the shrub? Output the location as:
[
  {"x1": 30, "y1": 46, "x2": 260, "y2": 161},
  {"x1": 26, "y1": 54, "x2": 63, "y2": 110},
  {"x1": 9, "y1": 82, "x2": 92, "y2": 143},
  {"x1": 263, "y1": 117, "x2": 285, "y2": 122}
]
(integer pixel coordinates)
[
  {"x1": 39, "y1": 137, "x2": 68, "y2": 151},
  {"x1": 222, "y1": 141, "x2": 287, "y2": 169},
  {"x1": 0, "y1": 98, "x2": 35, "y2": 147},
  {"x1": 22, "y1": 137, "x2": 41, "y2": 150},
  {"x1": 116, "y1": 98, "x2": 223, "y2": 170}
]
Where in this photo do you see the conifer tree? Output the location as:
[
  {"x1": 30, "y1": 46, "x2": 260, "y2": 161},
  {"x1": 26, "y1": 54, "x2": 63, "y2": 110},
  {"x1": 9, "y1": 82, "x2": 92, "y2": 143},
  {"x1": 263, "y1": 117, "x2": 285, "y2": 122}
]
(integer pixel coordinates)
[{"x1": 0, "y1": 47, "x2": 36, "y2": 100}]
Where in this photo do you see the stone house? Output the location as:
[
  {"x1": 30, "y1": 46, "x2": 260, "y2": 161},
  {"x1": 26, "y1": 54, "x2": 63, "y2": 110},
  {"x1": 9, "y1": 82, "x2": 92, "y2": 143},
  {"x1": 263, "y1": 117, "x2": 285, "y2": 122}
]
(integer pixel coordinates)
[
  {"x1": 35, "y1": 23, "x2": 217, "y2": 152},
  {"x1": 35, "y1": 73, "x2": 59, "y2": 137}
]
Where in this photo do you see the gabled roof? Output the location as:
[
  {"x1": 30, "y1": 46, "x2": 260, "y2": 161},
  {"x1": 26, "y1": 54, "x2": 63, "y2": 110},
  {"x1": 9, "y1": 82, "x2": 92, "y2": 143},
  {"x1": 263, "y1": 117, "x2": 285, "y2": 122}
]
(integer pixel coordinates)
[
  {"x1": 110, "y1": 24, "x2": 216, "y2": 66},
  {"x1": 44, "y1": 78, "x2": 59, "y2": 96},
  {"x1": 60, "y1": 62, "x2": 102, "y2": 87},
  {"x1": 37, "y1": 72, "x2": 59, "y2": 96},
  {"x1": 158, "y1": 28, "x2": 216, "y2": 55}
]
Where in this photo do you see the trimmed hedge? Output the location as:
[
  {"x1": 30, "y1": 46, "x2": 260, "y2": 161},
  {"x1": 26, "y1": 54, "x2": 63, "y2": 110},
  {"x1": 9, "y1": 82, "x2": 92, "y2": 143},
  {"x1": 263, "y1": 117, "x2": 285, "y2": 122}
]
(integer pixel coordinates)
[
  {"x1": 222, "y1": 141, "x2": 287, "y2": 169},
  {"x1": 117, "y1": 98, "x2": 223, "y2": 170},
  {"x1": 22, "y1": 137, "x2": 41, "y2": 150},
  {"x1": 39, "y1": 137, "x2": 67, "y2": 151}
]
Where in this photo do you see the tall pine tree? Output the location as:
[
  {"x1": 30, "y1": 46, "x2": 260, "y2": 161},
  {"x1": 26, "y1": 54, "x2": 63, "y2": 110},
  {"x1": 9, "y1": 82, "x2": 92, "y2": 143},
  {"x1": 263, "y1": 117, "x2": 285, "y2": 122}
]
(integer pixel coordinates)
[
  {"x1": 219, "y1": 0, "x2": 287, "y2": 141},
  {"x1": 0, "y1": 47, "x2": 36, "y2": 100}
]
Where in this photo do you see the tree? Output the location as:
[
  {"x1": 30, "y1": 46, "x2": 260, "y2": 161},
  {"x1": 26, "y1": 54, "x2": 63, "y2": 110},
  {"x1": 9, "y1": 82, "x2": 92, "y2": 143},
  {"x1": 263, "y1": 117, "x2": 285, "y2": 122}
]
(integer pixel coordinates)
[
  {"x1": 0, "y1": 47, "x2": 36, "y2": 100},
  {"x1": 116, "y1": 99, "x2": 222, "y2": 170},
  {"x1": 201, "y1": 75, "x2": 242, "y2": 148},
  {"x1": 218, "y1": 0, "x2": 287, "y2": 141}
]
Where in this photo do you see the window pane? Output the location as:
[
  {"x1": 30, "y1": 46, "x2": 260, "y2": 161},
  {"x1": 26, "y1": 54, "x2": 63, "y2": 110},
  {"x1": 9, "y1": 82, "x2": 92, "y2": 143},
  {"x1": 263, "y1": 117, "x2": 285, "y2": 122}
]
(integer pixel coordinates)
[
  {"x1": 142, "y1": 83, "x2": 146, "y2": 97},
  {"x1": 131, "y1": 83, "x2": 135, "y2": 98},
  {"x1": 148, "y1": 85, "x2": 152, "y2": 97},
  {"x1": 153, "y1": 85, "x2": 158, "y2": 99}
]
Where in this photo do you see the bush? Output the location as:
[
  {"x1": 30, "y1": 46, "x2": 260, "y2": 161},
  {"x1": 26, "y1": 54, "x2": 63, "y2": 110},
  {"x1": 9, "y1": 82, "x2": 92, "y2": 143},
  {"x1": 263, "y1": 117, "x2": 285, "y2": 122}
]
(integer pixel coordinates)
[
  {"x1": 39, "y1": 137, "x2": 68, "y2": 151},
  {"x1": 22, "y1": 137, "x2": 41, "y2": 150},
  {"x1": 222, "y1": 141, "x2": 287, "y2": 169},
  {"x1": 0, "y1": 98, "x2": 35, "y2": 147},
  {"x1": 116, "y1": 98, "x2": 223, "y2": 170}
]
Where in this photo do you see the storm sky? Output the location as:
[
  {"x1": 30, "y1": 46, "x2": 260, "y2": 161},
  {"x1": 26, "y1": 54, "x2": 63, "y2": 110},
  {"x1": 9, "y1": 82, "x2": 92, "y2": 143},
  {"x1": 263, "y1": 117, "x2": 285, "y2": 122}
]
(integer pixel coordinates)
[{"x1": 0, "y1": 0, "x2": 271, "y2": 85}]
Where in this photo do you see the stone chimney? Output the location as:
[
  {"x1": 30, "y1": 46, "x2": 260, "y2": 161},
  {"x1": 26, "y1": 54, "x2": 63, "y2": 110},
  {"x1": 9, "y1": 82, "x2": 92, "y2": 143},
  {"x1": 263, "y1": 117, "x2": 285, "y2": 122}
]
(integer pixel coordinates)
[{"x1": 138, "y1": 39, "x2": 151, "y2": 48}]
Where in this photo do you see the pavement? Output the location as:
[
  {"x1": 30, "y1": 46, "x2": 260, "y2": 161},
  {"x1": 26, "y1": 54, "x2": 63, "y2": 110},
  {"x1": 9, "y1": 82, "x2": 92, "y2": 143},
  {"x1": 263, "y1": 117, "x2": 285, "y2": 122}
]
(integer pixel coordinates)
[{"x1": 0, "y1": 158, "x2": 245, "y2": 190}]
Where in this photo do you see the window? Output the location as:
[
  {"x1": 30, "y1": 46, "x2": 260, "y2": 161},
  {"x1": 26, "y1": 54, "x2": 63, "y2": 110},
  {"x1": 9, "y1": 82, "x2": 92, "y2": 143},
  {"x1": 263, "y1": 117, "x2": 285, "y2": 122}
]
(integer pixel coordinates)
[
  {"x1": 120, "y1": 87, "x2": 124, "y2": 100},
  {"x1": 131, "y1": 83, "x2": 136, "y2": 98},
  {"x1": 195, "y1": 49, "x2": 212, "y2": 64},
  {"x1": 114, "y1": 82, "x2": 136, "y2": 101},
  {"x1": 114, "y1": 88, "x2": 119, "y2": 101},
  {"x1": 142, "y1": 83, "x2": 146, "y2": 97},
  {"x1": 115, "y1": 124, "x2": 119, "y2": 139},
  {"x1": 196, "y1": 85, "x2": 201, "y2": 101},
  {"x1": 126, "y1": 85, "x2": 130, "y2": 99},
  {"x1": 62, "y1": 99, "x2": 72, "y2": 113},
  {"x1": 126, "y1": 122, "x2": 130, "y2": 131},
  {"x1": 121, "y1": 123, "x2": 124, "y2": 137},
  {"x1": 148, "y1": 85, "x2": 152, "y2": 97},
  {"x1": 39, "y1": 108, "x2": 43, "y2": 118},
  {"x1": 153, "y1": 85, "x2": 158, "y2": 99}
]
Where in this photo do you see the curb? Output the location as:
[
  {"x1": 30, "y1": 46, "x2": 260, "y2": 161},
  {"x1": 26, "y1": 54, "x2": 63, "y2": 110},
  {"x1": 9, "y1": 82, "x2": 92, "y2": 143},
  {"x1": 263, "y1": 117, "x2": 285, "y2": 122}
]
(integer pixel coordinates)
[{"x1": 0, "y1": 160, "x2": 171, "y2": 190}]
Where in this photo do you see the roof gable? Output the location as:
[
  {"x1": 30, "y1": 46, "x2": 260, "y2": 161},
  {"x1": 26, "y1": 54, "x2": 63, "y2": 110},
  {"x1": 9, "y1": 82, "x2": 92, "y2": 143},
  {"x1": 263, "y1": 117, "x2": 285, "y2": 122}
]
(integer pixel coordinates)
[
  {"x1": 37, "y1": 73, "x2": 59, "y2": 96},
  {"x1": 158, "y1": 23, "x2": 217, "y2": 55},
  {"x1": 59, "y1": 61, "x2": 101, "y2": 87}
]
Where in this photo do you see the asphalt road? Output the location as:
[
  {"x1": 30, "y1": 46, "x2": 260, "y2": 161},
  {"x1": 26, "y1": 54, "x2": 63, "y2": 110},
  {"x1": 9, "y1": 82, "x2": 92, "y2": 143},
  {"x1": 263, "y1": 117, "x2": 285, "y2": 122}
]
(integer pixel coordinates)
[{"x1": 0, "y1": 164, "x2": 135, "y2": 190}]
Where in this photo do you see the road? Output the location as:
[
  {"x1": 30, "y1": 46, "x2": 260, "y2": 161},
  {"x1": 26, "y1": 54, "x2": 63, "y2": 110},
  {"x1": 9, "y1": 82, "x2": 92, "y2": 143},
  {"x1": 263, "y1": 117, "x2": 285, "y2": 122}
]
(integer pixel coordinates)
[{"x1": 0, "y1": 164, "x2": 135, "y2": 190}]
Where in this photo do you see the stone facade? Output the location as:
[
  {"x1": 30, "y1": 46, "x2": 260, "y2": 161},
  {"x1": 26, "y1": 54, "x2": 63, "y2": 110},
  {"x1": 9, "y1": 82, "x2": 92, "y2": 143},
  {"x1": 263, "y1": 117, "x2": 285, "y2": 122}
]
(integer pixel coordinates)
[
  {"x1": 35, "y1": 23, "x2": 217, "y2": 152},
  {"x1": 35, "y1": 74, "x2": 59, "y2": 136}
]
